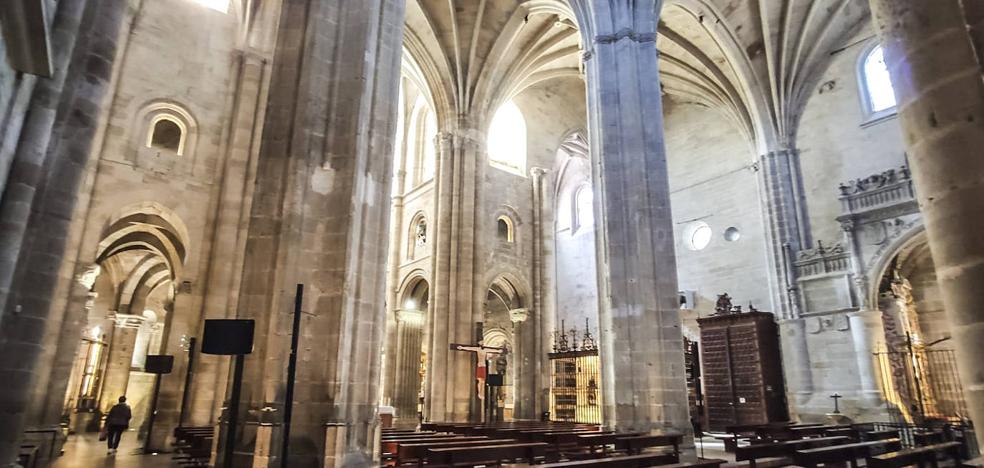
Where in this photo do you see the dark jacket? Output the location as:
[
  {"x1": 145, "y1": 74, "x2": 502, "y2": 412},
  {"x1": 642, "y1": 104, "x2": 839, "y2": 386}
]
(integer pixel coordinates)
[{"x1": 106, "y1": 403, "x2": 132, "y2": 427}]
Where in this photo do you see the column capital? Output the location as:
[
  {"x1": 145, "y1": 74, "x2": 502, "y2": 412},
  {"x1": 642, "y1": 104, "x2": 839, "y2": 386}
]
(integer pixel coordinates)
[
  {"x1": 109, "y1": 313, "x2": 146, "y2": 329},
  {"x1": 509, "y1": 308, "x2": 530, "y2": 324}
]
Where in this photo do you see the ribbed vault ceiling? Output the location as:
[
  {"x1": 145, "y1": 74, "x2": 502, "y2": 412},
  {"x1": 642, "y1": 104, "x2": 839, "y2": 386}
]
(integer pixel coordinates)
[
  {"x1": 659, "y1": 0, "x2": 870, "y2": 150},
  {"x1": 404, "y1": 0, "x2": 581, "y2": 125}
]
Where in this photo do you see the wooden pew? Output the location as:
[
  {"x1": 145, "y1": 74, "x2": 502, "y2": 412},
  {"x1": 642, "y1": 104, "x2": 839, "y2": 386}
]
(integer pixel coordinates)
[
  {"x1": 424, "y1": 442, "x2": 549, "y2": 467},
  {"x1": 381, "y1": 436, "x2": 488, "y2": 455},
  {"x1": 17, "y1": 445, "x2": 38, "y2": 468},
  {"x1": 867, "y1": 441, "x2": 963, "y2": 468},
  {"x1": 576, "y1": 432, "x2": 645, "y2": 454},
  {"x1": 172, "y1": 426, "x2": 214, "y2": 467},
  {"x1": 735, "y1": 436, "x2": 850, "y2": 468},
  {"x1": 793, "y1": 438, "x2": 902, "y2": 468},
  {"x1": 395, "y1": 439, "x2": 517, "y2": 466},
  {"x1": 614, "y1": 434, "x2": 683, "y2": 456},
  {"x1": 537, "y1": 452, "x2": 678, "y2": 467},
  {"x1": 866, "y1": 429, "x2": 901, "y2": 441}
]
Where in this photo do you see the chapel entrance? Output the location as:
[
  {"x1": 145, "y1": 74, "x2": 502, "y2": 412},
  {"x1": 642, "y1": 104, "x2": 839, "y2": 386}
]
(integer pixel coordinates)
[{"x1": 874, "y1": 236, "x2": 969, "y2": 424}]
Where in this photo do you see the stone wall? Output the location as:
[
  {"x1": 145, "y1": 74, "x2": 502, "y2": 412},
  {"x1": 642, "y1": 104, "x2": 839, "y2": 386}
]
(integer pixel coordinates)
[
  {"x1": 663, "y1": 98, "x2": 772, "y2": 332},
  {"x1": 798, "y1": 27, "x2": 908, "y2": 246}
]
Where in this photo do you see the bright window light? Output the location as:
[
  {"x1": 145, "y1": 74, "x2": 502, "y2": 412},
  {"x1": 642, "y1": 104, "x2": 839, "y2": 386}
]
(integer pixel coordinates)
[
  {"x1": 863, "y1": 45, "x2": 897, "y2": 113},
  {"x1": 194, "y1": 0, "x2": 229, "y2": 13},
  {"x1": 487, "y1": 101, "x2": 527, "y2": 177}
]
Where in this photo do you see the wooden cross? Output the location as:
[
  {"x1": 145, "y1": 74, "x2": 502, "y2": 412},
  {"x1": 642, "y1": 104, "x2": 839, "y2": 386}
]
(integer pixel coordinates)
[{"x1": 449, "y1": 342, "x2": 504, "y2": 402}]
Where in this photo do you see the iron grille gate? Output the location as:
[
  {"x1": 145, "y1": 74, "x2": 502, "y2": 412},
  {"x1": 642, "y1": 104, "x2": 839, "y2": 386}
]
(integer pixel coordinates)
[
  {"x1": 549, "y1": 350, "x2": 601, "y2": 424},
  {"x1": 874, "y1": 347, "x2": 969, "y2": 424}
]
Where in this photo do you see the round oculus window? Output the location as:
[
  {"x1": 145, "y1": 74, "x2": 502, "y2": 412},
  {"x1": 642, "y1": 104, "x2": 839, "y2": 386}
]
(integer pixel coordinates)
[{"x1": 684, "y1": 222, "x2": 712, "y2": 251}]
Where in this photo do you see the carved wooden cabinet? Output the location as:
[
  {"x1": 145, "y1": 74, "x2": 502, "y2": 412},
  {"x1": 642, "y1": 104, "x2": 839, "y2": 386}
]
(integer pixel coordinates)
[{"x1": 698, "y1": 311, "x2": 789, "y2": 431}]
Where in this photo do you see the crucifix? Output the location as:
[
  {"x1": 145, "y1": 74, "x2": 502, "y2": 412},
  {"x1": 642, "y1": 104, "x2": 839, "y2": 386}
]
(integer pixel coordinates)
[{"x1": 450, "y1": 341, "x2": 505, "y2": 421}]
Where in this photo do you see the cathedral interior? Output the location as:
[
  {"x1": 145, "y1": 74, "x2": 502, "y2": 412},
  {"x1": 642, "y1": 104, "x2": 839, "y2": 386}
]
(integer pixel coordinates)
[{"x1": 1, "y1": 0, "x2": 984, "y2": 467}]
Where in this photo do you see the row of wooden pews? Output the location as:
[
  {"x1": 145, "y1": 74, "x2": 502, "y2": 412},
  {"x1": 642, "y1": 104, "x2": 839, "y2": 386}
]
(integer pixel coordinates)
[
  {"x1": 381, "y1": 422, "x2": 724, "y2": 467},
  {"x1": 171, "y1": 426, "x2": 214, "y2": 467},
  {"x1": 730, "y1": 422, "x2": 968, "y2": 468}
]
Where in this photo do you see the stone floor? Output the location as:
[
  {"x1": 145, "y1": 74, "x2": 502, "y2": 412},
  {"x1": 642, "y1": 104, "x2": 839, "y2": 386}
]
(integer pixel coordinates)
[{"x1": 51, "y1": 432, "x2": 176, "y2": 468}]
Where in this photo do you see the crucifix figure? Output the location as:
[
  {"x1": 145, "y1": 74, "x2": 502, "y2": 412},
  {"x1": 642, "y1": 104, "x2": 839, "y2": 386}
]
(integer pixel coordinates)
[{"x1": 449, "y1": 341, "x2": 505, "y2": 404}]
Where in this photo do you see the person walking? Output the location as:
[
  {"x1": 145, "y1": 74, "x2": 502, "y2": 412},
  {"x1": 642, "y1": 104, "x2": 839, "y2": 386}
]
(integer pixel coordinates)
[{"x1": 104, "y1": 396, "x2": 132, "y2": 455}]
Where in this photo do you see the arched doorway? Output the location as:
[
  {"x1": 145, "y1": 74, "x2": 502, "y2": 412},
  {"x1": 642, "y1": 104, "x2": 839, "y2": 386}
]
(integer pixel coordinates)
[
  {"x1": 62, "y1": 205, "x2": 187, "y2": 437},
  {"x1": 874, "y1": 234, "x2": 968, "y2": 424},
  {"x1": 392, "y1": 276, "x2": 429, "y2": 424},
  {"x1": 483, "y1": 275, "x2": 529, "y2": 421}
]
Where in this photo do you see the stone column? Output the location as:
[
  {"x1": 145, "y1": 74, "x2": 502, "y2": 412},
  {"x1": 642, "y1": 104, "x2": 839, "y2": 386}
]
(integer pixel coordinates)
[
  {"x1": 842, "y1": 220, "x2": 886, "y2": 407},
  {"x1": 382, "y1": 145, "x2": 408, "y2": 411},
  {"x1": 0, "y1": 1, "x2": 129, "y2": 462},
  {"x1": 510, "y1": 308, "x2": 535, "y2": 420},
  {"x1": 427, "y1": 129, "x2": 482, "y2": 423},
  {"x1": 847, "y1": 310, "x2": 887, "y2": 406},
  {"x1": 393, "y1": 309, "x2": 424, "y2": 423},
  {"x1": 216, "y1": 1, "x2": 405, "y2": 466},
  {"x1": 189, "y1": 48, "x2": 272, "y2": 427},
  {"x1": 868, "y1": 0, "x2": 984, "y2": 446},
  {"x1": 760, "y1": 148, "x2": 810, "y2": 319},
  {"x1": 571, "y1": 1, "x2": 691, "y2": 437},
  {"x1": 528, "y1": 167, "x2": 548, "y2": 419},
  {"x1": 779, "y1": 319, "x2": 815, "y2": 409},
  {"x1": 98, "y1": 315, "x2": 143, "y2": 412}
]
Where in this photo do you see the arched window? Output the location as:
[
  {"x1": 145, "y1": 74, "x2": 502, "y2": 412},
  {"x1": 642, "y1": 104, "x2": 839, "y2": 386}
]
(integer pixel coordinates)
[
  {"x1": 487, "y1": 101, "x2": 527, "y2": 177},
  {"x1": 147, "y1": 116, "x2": 187, "y2": 155},
  {"x1": 573, "y1": 185, "x2": 594, "y2": 234},
  {"x1": 859, "y1": 44, "x2": 897, "y2": 118},
  {"x1": 497, "y1": 216, "x2": 515, "y2": 243}
]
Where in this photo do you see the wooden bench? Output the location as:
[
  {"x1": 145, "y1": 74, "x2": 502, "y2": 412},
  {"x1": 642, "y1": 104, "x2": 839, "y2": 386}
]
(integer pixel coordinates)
[
  {"x1": 576, "y1": 432, "x2": 645, "y2": 454},
  {"x1": 867, "y1": 442, "x2": 963, "y2": 468},
  {"x1": 172, "y1": 426, "x2": 214, "y2": 467},
  {"x1": 17, "y1": 445, "x2": 38, "y2": 468},
  {"x1": 866, "y1": 429, "x2": 901, "y2": 441},
  {"x1": 537, "y1": 452, "x2": 679, "y2": 467},
  {"x1": 736, "y1": 436, "x2": 850, "y2": 468},
  {"x1": 614, "y1": 434, "x2": 683, "y2": 456},
  {"x1": 424, "y1": 442, "x2": 549, "y2": 467},
  {"x1": 793, "y1": 438, "x2": 902, "y2": 468},
  {"x1": 395, "y1": 439, "x2": 518, "y2": 466},
  {"x1": 382, "y1": 436, "x2": 488, "y2": 455}
]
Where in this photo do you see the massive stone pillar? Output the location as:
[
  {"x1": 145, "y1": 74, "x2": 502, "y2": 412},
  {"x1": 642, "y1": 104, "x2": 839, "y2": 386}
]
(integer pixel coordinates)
[
  {"x1": 216, "y1": 1, "x2": 404, "y2": 466},
  {"x1": 570, "y1": 0, "x2": 691, "y2": 437},
  {"x1": 427, "y1": 129, "x2": 482, "y2": 423},
  {"x1": 188, "y1": 47, "x2": 273, "y2": 427},
  {"x1": 868, "y1": 0, "x2": 984, "y2": 447},
  {"x1": 0, "y1": 0, "x2": 129, "y2": 463}
]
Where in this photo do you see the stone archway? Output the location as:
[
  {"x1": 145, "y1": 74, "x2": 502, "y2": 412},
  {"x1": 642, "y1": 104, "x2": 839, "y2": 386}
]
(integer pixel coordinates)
[
  {"x1": 63, "y1": 204, "x2": 187, "y2": 435},
  {"x1": 390, "y1": 275, "x2": 430, "y2": 424},
  {"x1": 873, "y1": 234, "x2": 967, "y2": 424}
]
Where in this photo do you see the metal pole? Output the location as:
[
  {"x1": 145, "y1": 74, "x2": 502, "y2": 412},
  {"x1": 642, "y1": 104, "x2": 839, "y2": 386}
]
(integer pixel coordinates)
[
  {"x1": 223, "y1": 354, "x2": 245, "y2": 468},
  {"x1": 143, "y1": 374, "x2": 163, "y2": 454},
  {"x1": 178, "y1": 337, "x2": 196, "y2": 427},
  {"x1": 281, "y1": 284, "x2": 303, "y2": 467}
]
